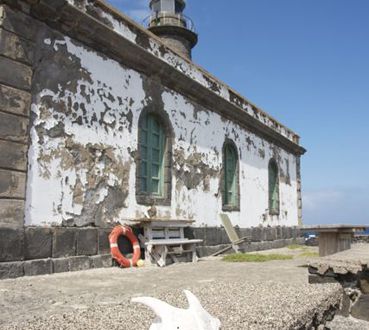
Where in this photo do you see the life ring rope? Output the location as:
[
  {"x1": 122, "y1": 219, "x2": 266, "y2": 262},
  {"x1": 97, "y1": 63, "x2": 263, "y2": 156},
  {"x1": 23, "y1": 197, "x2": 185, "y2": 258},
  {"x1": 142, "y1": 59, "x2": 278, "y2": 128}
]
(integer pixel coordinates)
[{"x1": 109, "y1": 225, "x2": 141, "y2": 268}]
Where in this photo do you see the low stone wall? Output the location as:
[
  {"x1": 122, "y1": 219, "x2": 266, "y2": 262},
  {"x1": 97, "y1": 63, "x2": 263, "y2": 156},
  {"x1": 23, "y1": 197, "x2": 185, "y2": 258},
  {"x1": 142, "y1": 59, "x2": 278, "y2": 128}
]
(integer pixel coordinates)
[
  {"x1": 0, "y1": 226, "x2": 115, "y2": 279},
  {"x1": 197, "y1": 238, "x2": 305, "y2": 257},
  {"x1": 0, "y1": 254, "x2": 112, "y2": 279},
  {"x1": 0, "y1": 225, "x2": 303, "y2": 279},
  {"x1": 187, "y1": 226, "x2": 303, "y2": 257}
]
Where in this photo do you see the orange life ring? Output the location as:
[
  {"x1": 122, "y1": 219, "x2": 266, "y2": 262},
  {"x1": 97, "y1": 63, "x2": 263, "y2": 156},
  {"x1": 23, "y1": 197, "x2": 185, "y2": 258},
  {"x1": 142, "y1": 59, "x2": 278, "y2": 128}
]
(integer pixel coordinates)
[{"x1": 109, "y1": 225, "x2": 141, "y2": 268}]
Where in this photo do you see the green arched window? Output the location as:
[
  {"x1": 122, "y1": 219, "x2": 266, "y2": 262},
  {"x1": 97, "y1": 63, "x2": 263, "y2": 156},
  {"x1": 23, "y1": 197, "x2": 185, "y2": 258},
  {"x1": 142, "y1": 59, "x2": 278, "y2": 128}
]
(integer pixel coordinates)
[
  {"x1": 268, "y1": 159, "x2": 280, "y2": 215},
  {"x1": 138, "y1": 113, "x2": 166, "y2": 197},
  {"x1": 222, "y1": 141, "x2": 239, "y2": 210}
]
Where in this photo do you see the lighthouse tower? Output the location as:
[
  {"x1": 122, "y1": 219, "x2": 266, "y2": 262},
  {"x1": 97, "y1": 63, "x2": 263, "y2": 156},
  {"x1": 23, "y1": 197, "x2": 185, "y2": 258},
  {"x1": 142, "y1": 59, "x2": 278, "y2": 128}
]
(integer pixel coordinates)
[{"x1": 147, "y1": 0, "x2": 198, "y2": 59}]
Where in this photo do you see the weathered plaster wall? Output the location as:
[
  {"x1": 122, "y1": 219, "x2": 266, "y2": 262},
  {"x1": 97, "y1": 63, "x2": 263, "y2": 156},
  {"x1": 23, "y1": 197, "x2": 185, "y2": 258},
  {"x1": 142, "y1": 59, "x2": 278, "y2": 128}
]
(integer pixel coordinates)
[
  {"x1": 25, "y1": 23, "x2": 299, "y2": 228},
  {"x1": 66, "y1": 0, "x2": 300, "y2": 143}
]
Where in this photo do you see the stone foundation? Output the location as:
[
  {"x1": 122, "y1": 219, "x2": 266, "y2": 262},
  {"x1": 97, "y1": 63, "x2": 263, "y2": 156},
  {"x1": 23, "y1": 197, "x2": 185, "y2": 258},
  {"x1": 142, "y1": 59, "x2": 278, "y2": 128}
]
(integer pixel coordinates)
[
  {"x1": 0, "y1": 254, "x2": 112, "y2": 279},
  {"x1": 0, "y1": 225, "x2": 302, "y2": 279}
]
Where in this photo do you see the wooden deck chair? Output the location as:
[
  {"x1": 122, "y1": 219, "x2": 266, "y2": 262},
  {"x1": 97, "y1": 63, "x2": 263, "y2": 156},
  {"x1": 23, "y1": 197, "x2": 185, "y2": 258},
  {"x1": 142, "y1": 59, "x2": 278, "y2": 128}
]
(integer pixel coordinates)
[{"x1": 210, "y1": 214, "x2": 250, "y2": 257}]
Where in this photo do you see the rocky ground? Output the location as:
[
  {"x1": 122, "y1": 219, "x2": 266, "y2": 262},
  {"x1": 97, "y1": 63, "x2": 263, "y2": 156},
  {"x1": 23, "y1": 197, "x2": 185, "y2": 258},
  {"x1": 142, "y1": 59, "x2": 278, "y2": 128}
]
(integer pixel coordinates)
[{"x1": 0, "y1": 246, "x2": 366, "y2": 329}]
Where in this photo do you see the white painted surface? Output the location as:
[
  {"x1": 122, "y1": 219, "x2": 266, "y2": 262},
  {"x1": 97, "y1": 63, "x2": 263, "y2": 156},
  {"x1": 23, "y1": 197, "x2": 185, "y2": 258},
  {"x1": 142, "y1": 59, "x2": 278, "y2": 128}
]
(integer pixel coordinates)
[{"x1": 25, "y1": 27, "x2": 300, "y2": 229}]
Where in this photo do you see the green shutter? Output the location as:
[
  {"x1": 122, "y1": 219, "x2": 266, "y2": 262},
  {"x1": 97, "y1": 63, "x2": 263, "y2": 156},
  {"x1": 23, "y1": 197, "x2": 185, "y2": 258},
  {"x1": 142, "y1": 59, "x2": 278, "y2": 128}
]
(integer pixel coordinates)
[
  {"x1": 269, "y1": 161, "x2": 279, "y2": 214},
  {"x1": 224, "y1": 143, "x2": 238, "y2": 207},
  {"x1": 139, "y1": 114, "x2": 165, "y2": 196}
]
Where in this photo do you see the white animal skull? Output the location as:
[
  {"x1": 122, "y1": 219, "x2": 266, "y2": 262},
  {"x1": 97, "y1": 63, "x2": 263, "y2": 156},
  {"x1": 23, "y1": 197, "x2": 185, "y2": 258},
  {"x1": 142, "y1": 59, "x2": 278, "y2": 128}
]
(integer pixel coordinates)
[{"x1": 132, "y1": 290, "x2": 221, "y2": 330}]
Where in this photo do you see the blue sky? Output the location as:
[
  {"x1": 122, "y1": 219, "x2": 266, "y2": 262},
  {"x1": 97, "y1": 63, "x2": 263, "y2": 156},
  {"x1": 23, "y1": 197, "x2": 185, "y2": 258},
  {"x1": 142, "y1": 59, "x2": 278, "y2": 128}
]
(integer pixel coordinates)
[{"x1": 109, "y1": 0, "x2": 369, "y2": 225}]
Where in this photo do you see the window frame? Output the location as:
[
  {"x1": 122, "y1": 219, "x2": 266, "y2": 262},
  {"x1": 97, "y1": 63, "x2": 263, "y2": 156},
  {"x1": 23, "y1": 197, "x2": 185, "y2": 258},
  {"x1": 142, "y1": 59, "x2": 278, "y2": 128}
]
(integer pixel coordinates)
[
  {"x1": 136, "y1": 109, "x2": 172, "y2": 206},
  {"x1": 268, "y1": 158, "x2": 280, "y2": 215},
  {"x1": 221, "y1": 139, "x2": 240, "y2": 212}
]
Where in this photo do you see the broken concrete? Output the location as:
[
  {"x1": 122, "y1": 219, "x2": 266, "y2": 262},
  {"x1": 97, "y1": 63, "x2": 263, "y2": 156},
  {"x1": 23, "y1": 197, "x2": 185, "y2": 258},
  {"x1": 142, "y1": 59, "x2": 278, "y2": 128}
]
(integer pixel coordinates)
[{"x1": 308, "y1": 243, "x2": 369, "y2": 322}]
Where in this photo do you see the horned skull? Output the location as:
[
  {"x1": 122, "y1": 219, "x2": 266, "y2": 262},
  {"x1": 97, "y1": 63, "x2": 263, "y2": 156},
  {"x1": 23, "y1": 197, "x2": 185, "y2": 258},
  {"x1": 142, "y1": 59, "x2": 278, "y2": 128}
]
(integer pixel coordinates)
[{"x1": 132, "y1": 290, "x2": 221, "y2": 330}]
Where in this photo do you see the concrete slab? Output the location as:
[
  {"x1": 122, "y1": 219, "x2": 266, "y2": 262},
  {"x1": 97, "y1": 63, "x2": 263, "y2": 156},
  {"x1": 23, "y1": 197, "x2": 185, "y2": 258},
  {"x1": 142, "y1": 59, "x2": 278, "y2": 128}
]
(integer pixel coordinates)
[
  {"x1": 0, "y1": 250, "x2": 342, "y2": 330},
  {"x1": 309, "y1": 243, "x2": 369, "y2": 275}
]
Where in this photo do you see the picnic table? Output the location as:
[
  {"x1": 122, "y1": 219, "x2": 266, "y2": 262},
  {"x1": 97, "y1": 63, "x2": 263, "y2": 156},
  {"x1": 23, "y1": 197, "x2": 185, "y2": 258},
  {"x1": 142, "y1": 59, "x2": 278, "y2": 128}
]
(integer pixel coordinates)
[
  {"x1": 127, "y1": 219, "x2": 203, "y2": 267},
  {"x1": 302, "y1": 225, "x2": 368, "y2": 257}
]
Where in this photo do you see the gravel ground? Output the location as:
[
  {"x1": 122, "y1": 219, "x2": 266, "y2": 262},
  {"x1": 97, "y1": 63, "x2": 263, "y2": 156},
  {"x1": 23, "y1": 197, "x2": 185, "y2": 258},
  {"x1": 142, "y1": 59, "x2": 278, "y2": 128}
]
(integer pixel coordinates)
[
  {"x1": 0, "y1": 247, "x2": 357, "y2": 329},
  {"x1": 1, "y1": 280, "x2": 341, "y2": 330}
]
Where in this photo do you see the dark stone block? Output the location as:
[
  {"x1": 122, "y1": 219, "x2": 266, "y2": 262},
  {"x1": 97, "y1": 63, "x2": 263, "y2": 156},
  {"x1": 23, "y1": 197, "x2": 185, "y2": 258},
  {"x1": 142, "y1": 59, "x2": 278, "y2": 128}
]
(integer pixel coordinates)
[
  {"x1": 52, "y1": 228, "x2": 76, "y2": 258},
  {"x1": 69, "y1": 256, "x2": 91, "y2": 272},
  {"x1": 359, "y1": 272, "x2": 369, "y2": 294},
  {"x1": 98, "y1": 228, "x2": 111, "y2": 255},
  {"x1": 0, "y1": 56, "x2": 32, "y2": 91},
  {"x1": 260, "y1": 241, "x2": 272, "y2": 250},
  {"x1": 0, "y1": 28, "x2": 34, "y2": 64},
  {"x1": 0, "y1": 261, "x2": 24, "y2": 279},
  {"x1": 0, "y1": 139, "x2": 27, "y2": 171},
  {"x1": 0, "y1": 169, "x2": 26, "y2": 198},
  {"x1": 271, "y1": 227, "x2": 278, "y2": 241},
  {"x1": 24, "y1": 259, "x2": 52, "y2": 276},
  {"x1": 351, "y1": 294, "x2": 369, "y2": 321},
  {"x1": 282, "y1": 226, "x2": 289, "y2": 239},
  {"x1": 337, "y1": 292, "x2": 351, "y2": 317},
  {"x1": 24, "y1": 227, "x2": 52, "y2": 260},
  {"x1": 220, "y1": 227, "x2": 230, "y2": 245},
  {"x1": 272, "y1": 239, "x2": 285, "y2": 249},
  {"x1": 0, "y1": 111, "x2": 29, "y2": 143},
  {"x1": 286, "y1": 227, "x2": 293, "y2": 239},
  {"x1": 293, "y1": 227, "x2": 302, "y2": 239},
  {"x1": 52, "y1": 257, "x2": 69, "y2": 274},
  {"x1": 0, "y1": 227, "x2": 24, "y2": 261},
  {"x1": 91, "y1": 254, "x2": 112, "y2": 268},
  {"x1": 76, "y1": 228, "x2": 97, "y2": 256},
  {"x1": 308, "y1": 275, "x2": 338, "y2": 284},
  {"x1": 260, "y1": 228, "x2": 268, "y2": 241},
  {"x1": 251, "y1": 227, "x2": 262, "y2": 242},
  {"x1": 0, "y1": 83, "x2": 31, "y2": 116},
  {"x1": 0, "y1": 5, "x2": 41, "y2": 41},
  {"x1": 276, "y1": 226, "x2": 283, "y2": 240},
  {"x1": 238, "y1": 228, "x2": 252, "y2": 240},
  {"x1": 186, "y1": 227, "x2": 205, "y2": 245},
  {"x1": 265, "y1": 227, "x2": 276, "y2": 241},
  {"x1": 203, "y1": 227, "x2": 218, "y2": 246},
  {"x1": 0, "y1": 199, "x2": 24, "y2": 228}
]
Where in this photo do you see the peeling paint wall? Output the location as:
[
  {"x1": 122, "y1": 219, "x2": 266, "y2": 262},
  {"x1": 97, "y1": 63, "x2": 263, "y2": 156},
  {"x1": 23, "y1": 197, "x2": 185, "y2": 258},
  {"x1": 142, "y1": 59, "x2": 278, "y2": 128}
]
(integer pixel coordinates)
[
  {"x1": 25, "y1": 23, "x2": 299, "y2": 228},
  {"x1": 65, "y1": 0, "x2": 299, "y2": 143}
]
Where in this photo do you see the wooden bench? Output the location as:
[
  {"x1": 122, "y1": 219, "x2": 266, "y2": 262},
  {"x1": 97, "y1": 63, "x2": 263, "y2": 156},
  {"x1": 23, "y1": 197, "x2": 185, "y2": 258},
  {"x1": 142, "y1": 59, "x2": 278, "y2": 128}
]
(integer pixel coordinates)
[{"x1": 129, "y1": 219, "x2": 203, "y2": 267}]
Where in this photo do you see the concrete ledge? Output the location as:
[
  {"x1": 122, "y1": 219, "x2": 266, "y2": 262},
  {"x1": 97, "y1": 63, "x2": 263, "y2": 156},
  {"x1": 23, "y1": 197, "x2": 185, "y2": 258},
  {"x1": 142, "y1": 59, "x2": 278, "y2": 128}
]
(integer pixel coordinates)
[
  {"x1": 0, "y1": 261, "x2": 24, "y2": 279},
  {"x1": 24, "y1": 258, "x2": 52, "y2": 276},
  {"x1": 0, "y1": 254, "x2": 113, "y2": 279}
]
